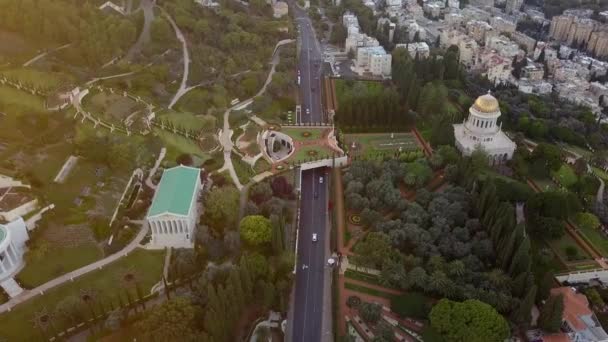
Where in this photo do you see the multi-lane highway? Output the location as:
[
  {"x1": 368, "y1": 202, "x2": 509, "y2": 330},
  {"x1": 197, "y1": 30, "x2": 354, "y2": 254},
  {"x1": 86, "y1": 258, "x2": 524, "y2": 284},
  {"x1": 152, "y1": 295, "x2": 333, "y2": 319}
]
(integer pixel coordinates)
[
  {"x1": 288, "y1": 2, "x2": 332, "y2": 342},
  {"x1": 293, "y1": 4, "x2": 324, "y2": 124},
  {"x1": 292, "y1": 168, "x2": 329, "y2": 342}
]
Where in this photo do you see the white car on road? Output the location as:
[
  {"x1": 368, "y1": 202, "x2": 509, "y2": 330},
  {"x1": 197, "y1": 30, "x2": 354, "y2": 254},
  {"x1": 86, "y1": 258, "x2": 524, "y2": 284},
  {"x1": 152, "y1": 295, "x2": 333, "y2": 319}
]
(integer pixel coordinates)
[
  {"x1": 306, "y1": 108, "x2": 310, "y2": 115},
  {"x1": 312, "y1": 233, "x2": 318, "y2": 242},
  {"x1": 319, "y1": 176, "x2": 323, "y2": 184}
]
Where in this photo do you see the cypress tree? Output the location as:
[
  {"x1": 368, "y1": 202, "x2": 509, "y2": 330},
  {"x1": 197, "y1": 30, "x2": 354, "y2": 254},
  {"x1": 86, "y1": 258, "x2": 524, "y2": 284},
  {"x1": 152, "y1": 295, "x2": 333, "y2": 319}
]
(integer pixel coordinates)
[
  {"x1": 509, "y1": 238, "x2": 531, "y2": 277},
  {"x1": 511, "y1": 285, "x2": 537, "y2": 327},
  {"x1": 240, "y1": 265, "x2": 254, "y2": 301},
  {"x1": 499, "y1": 224, "x2": 524, "y2": 269},
  {"x1": 498, "y1": 227, "x2": 515, "y2": 266},
  {"x1": 538, "y1": 272, "x2": 555, "y2": 302},
  {"x1": 538, "y1": 294, "x2": 564, "y2": 332},
  {"x1": 482, "y1": 196, "x2": 499, "y2": 227},
  {"x1": 511, "y1": 271, "x2": 529, "y2": 298},
  {"x1": 491, "y1": 216, "x2": 507, "y2": 247},
  {"x1": 229, "y1": 269, "x2": 245, "y2": 311},
  {"x1": 479, "y1": 181, "x2": 496, "y2": 214}
]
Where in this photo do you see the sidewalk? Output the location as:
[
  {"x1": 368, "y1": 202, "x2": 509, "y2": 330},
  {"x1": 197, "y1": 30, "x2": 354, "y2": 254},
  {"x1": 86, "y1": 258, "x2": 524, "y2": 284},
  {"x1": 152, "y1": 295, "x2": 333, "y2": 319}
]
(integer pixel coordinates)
[{"x1": 0, "y1": 223, "x2": 149, "y2": 313}]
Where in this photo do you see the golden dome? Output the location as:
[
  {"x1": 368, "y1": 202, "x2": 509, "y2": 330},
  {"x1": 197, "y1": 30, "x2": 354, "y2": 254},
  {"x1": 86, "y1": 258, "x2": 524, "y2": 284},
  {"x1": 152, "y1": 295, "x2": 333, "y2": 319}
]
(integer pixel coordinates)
[{"x1": 472, "y1": 93, "x2": 499, "y2": 114}]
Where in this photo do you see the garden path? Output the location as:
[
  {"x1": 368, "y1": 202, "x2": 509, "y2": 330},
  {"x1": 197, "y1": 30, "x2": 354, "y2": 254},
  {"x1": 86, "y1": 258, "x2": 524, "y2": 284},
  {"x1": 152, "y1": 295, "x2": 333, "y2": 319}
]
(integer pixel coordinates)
[
  {"x1": 0, "y1": 223, "x2": 149, "y2": 314},
  {"x1": 162, "y1": 6, "x2": 191, "y2": 110},
  {"x1": 125, "y1": 0, "x2": 155, "y2": 61},
  {"x1": 217, "y1": 39, "x2": 294, "y2": 190}
]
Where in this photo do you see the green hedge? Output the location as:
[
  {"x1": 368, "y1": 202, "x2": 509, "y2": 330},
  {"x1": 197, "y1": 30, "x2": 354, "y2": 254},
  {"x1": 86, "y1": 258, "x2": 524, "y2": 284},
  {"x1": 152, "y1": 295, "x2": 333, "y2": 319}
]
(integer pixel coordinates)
[{"x1": 390, "y1": 292, "x2": 432, "y2": 319}]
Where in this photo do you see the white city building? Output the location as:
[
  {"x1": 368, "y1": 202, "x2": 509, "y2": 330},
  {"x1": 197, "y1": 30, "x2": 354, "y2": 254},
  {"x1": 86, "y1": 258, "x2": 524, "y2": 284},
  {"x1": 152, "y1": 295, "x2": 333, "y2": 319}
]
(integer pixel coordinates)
[
  {"x1": 146, "y1": 165, "x2": 202, "y2": 249},
  {"x1": 453, "y1": 92, "x2": 516, "y2": 165},
  {"x1": 356, "y1": 46, "x2": 392, "y2": 77}
]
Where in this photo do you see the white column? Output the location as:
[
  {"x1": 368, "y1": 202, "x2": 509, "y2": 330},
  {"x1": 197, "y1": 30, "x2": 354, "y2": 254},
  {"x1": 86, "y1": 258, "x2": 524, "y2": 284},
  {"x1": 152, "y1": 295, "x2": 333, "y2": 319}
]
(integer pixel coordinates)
[
  {"x1": 6, "y1": 245, "x2": 17, "y2": 266},
  {"x1": 0, "y1": 256, "x2": 6, "y2": 274}
]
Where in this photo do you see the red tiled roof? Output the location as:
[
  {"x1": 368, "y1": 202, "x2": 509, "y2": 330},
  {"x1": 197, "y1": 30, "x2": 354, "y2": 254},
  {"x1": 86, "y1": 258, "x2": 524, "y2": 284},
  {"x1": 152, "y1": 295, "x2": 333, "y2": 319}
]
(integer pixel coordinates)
[
  {"x1": 542, "y1": 333, "x2": 571, "y2": 342},
  {"x1": 550, "y1": 287, "x2": 593, "y2": 331}
]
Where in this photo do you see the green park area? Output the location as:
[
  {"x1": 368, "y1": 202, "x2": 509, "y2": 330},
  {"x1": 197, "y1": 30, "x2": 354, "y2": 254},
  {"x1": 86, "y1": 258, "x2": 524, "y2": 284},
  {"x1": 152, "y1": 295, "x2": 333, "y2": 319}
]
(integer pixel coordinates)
[
  {"x1": 552, "y1": 164, "x2": 578, "y2": 188},
  {"x1": 289, "y1": 145, "x2": 338, "y2": 164},
  {"x1": 593, "y1": 167, "x2": 608, "y2": 182},
  {"x1": 0, "y1": 67, "x2": 72, "y2": 90},
  {"x1": 86, "y1": 91, "x2": 146, "y2": 121},
  {"x1": 579, "y1": 225, "x2": 608, "y2": 257},
  {"x1": 0, "y1": 249, "x2": 165, "y2": 342},
  {"x1": 154, "y1": 128, "x2": 209, "y2": 164},
  {"x1": 17, "y1": 243, "x2": 103, "y2": 288},
  {"x1": 530, "y1": 176, "x2": 557, "y2": 192},
  {"x1": 344, "y1": 133, "x2": 421, "y2": 159},
  {"x1": 282, "y1": 127, "x2": 324, "y2": 141},
  {"x1": 546, "y1": 233, "x2": 592, "y2": 263},
  {"x1": 0, "y1": 85, "x2": 46, "y2": 114}
]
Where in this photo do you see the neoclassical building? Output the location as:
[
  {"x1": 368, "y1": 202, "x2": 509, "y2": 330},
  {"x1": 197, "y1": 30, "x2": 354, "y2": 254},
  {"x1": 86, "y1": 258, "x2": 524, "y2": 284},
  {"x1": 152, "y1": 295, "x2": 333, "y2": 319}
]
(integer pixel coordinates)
[
  {"x1": 453, "y1": 92, "x2": 516, "y2": 165},
  {"x1": 146, "y1": 165, "x2": 202, "y2": 249},
  {"x1": 0, "y1": 218, "x2": 28, "y2": 281}
]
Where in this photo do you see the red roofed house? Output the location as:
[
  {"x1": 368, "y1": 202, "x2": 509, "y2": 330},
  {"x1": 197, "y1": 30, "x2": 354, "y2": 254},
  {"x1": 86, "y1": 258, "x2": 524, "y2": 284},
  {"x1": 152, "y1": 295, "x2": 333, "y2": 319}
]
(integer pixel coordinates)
[{"x1": 543, "y1": 287, "x2": 608, "y2": 342}]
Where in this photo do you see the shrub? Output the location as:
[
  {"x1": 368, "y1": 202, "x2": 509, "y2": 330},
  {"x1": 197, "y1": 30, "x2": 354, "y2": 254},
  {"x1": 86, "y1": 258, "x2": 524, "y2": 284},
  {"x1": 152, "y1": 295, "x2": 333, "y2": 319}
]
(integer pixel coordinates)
[
  {"x1": 564, "y1": 246, "x2": 579, "y2": 260},
  {"x1": 347, "y1": 295, "x2": 361, "y2": 308},
  {"x1": 390, "y1": 292, "x2": 431, "y2": 319}
]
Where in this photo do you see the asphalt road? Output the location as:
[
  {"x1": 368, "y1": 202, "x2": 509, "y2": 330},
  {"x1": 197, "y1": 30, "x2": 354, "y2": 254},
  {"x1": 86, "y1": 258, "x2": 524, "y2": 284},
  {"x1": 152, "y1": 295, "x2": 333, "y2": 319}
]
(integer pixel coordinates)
[
  {"x1": 292, "y1": 4, "x2": 324, "y2": 124},
  {"x1": 292, "y1": 168, "x2": 329, "y2": 342}
]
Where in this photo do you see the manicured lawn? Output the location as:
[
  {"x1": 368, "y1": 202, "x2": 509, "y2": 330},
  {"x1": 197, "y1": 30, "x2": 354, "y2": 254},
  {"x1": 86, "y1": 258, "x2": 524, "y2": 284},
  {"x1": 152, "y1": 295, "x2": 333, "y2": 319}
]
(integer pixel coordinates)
[
  {"x1": 547, "y1": 233, "x2": 591, "y2": 262},
  {"x1": 17, "y1": 243, "x2": 103, "y2": 288},
  {"x1": 579, "y1": 225, "x2": 608, "y2": 257},
  {"x1": 157, "y1": 110, "x2": 209, "y2": 131},
  {"x1": 282, "y1": 127, "x2": 324, "y2": 141},
  {"x1": 344, "y1": 270, "x2": 386, "y2": 288},
  {"x1": 0, "y1": 85, "x2": 46, "y2": 114},
  {"x1": 1, "y1": 68, "x2": 71, "y2": 90},
  {"x1": 344, "y1": 133, "x2": 421, "y2": 159},
  {"x1": 154, "y1": 128, "x2": 208, "y2": 162},
  {"x1": 390, "y1": 292, "x2": 432, "y2": 319},
  {"x1": 0, "y1": 249, "x2": 165, "y2": 342},
  {"x1": 563, "y1": 143, "x2": 593, "y2": 158},
  {"x1": 531, "y1": 176, "x2": 557, "y2": 192},
  {"x1": 552, "y1": 164, "x2": 578, "y2": 188},
  {"x1": 344, "y1": 282, "x2": 394, "y2": 300},
  {"x1": 254, "y1": 158, "x2": 271, "y2": 173},
  {"x1": 87, "y1": 92, "x2": 144, "y2": 120},
  {"x1": 593, "y1": 167, "x2": 608, "y2": 182},
  {"x1": 289, "y1": 145, "x2": 337, "y2": 164},
  {"x1": 232, "y1": 154, "x2": 255, "y2": 184}
]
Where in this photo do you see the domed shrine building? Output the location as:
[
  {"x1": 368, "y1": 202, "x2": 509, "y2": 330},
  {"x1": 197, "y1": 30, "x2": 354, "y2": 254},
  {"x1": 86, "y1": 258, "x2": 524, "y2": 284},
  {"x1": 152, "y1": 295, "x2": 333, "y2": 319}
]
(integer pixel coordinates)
[{"x1": 453, "y1": 92, "x2": 516, "y2": 165}]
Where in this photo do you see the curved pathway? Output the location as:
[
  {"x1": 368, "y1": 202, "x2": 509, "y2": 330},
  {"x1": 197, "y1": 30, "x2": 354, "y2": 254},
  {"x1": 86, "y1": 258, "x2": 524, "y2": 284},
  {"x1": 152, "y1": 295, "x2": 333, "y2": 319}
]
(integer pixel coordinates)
[
  {"x1": 146, "y1": 147, "x2": 167, "y2": 190},
  {"x1": 23, "y1": 43, "x2": 71, "y2": 67},
  {"x1": 217, "y1": 39, "x2": 295, "y2": 189},
  {"x1": 162, "y1": 7, "x2": 191, "y2": 109},
  {"x1": 0, "y1": 224, "x2": 149, "y2": 313},
  {"x1": 125, "y1": 0, "x2": 156, "y2": 60},
  {"x1": 597, "y1": 175, "x2": 605, "y2": 204}
]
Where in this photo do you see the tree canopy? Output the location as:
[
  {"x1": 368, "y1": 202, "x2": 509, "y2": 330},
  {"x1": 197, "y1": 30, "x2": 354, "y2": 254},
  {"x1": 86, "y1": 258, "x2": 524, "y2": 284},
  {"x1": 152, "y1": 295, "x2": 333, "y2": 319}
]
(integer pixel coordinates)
[
  {"x1": 429, "y1": 299, "x2": 510, "y2": 342},
  {"x1": 239, "y1": 215, "x2": 272, "y2": 246}
]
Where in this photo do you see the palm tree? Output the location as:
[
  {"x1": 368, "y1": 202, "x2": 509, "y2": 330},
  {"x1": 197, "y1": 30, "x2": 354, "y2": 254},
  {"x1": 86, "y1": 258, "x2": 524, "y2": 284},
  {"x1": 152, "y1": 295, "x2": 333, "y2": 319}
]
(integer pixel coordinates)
[{"x1": 486, "y1": 269, "x2": 509, "y2": 290}]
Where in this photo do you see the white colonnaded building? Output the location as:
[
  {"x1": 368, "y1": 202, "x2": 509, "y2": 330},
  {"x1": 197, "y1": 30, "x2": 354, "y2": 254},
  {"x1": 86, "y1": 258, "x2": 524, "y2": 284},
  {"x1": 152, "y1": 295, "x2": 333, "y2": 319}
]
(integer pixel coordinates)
[
  {"x1": 146, "y1": 165, "x2": 202, "y2": 249},
  {"x1": 0, "y1": 218, "x2": 28, "y2": 280},
  {"x1": 453, "y1": 92, "x2": 516, "y2": 165}
]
